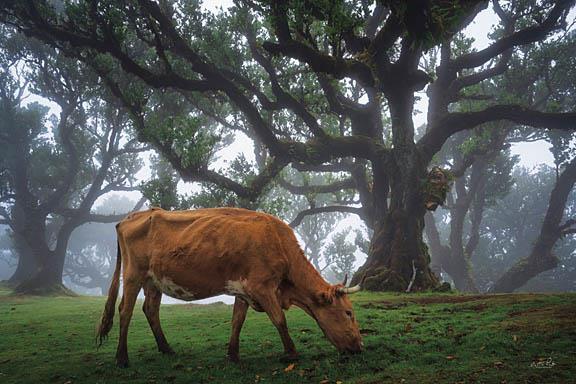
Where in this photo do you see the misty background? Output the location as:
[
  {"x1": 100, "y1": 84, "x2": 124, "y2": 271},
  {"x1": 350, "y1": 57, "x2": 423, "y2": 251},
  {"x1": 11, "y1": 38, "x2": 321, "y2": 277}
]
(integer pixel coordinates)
[{"x1": 0, "y1": 0, "x2": 575, "y2": 299}]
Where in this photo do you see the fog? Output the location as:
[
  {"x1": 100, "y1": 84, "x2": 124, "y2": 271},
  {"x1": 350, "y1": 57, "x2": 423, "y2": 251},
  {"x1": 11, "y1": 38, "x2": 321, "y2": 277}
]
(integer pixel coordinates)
[{"x1": 1, "y1": 0, "x2": 575, "y2": 300}]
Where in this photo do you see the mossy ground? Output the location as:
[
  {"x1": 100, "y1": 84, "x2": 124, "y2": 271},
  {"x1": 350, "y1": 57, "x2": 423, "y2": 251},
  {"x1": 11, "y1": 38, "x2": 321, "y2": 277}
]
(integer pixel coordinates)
[{"x1": 0, "y1": 288, "x2": 574, "y2": 383}]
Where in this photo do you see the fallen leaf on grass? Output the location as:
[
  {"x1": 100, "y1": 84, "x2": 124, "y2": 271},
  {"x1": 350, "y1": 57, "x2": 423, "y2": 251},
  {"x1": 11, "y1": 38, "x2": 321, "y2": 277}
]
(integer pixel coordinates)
[
  {"x1": 284, "y1": 363, "x2": 295, "y2": 372},
  {"x1": 446, "y1": 355, "x2": 456, "y2": 360}
]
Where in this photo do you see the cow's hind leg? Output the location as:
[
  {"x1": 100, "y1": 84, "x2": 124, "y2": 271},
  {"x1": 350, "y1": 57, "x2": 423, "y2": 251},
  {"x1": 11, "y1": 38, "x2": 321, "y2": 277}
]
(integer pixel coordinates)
[
  {"x1": 227, "y1": 297, "x2": 248, "y2": 363},
  {"x1": 116, "y1": 278, "x2": 142, "y2": 368},
  {"x1": 143, "y1": 281, "x2": 174, "y2": 355},
  {"x1": 253, "y1": 290, "x2": 298, "y2": 361}
]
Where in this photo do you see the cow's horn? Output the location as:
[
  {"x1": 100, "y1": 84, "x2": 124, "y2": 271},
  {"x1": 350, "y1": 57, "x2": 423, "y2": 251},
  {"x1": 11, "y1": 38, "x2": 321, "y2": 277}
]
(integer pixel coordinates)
[
  {"x1": 342, "y1": 273, "x2": 348, "y2": 286},
  {"x1": 338, "y1": 273, "x2": 367, "y2": 295},
  {"x1": 337, "y1": 274, "x2": 366, "y2": 295},
  {"x1": 338, "y1": 284, "x2": 362, "y2": 294}
]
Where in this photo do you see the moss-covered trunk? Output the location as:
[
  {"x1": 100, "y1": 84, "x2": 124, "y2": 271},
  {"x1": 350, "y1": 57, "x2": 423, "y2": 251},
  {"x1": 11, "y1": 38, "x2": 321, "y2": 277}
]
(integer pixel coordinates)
[
  {"x1": 359, "y1": 209, "x2": 439, "y2": 291},
  {"x1": 353, "y1": 90, "x2": 442, "y2": 291}
]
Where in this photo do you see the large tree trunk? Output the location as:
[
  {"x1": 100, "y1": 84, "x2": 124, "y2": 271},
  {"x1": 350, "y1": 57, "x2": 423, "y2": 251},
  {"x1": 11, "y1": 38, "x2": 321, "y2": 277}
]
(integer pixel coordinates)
[
  {"x1": 7, "y1": 257, "x2": 36, "y2": 285},
  {"x1": 13, "y1": 221, "x2": 75, "y2": 295},
  {"x1": 490, "y1": 157, "x2": 576, "y2": 293},
  {"x1": 6, "y1": 243, "x2": 38, "y2": 286},
  {"x1": 13, "y1": 251, "x2": 68, "y2": 294},
  {"x1": 424, "y1": 212, "x2": 478, "y2": 292},
  {"x1": 353, "y1": 91, "x2": 442, "y2": 291},
  {"x1": 6, "y1": 205, "x2": 43, "y2": 286},
  {"x1": 446, "y1": 174, "x2": 480, "y2": 293},
  {"x1": 441, "y1": 251, "x2": 478, "y2": 293},
  {"x1": 359, "y1": 207, "x2": 439, "y2": 291}
]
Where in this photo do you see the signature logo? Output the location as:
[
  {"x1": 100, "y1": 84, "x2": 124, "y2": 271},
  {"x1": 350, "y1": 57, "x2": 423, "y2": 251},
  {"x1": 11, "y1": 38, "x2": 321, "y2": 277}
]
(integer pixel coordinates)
[{"x1": 530, "y1": 357, "x2": 556, "y2": 369}]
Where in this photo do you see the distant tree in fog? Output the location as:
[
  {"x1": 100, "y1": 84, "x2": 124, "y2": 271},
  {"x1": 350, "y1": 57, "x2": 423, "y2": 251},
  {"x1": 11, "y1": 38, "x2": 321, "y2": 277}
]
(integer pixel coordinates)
[
  {"x1": 64, "y1": 195, "x2": 137, "y2": 295},
  {"x1": 470, "y1": 166, "x2": 575, "y2": 292},
  {"x1": 424, "y1": 26, "x2": 576, "y2": 292},
  {"x1": 0, "y1": 31, "x2": 147, "y2": 294}
]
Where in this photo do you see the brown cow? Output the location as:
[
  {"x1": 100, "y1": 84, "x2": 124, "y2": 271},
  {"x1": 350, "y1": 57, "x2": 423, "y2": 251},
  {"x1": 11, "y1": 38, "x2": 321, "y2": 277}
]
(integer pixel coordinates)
[{"x1": 96, "y1": 207, "x2": 363, "y2": 367}]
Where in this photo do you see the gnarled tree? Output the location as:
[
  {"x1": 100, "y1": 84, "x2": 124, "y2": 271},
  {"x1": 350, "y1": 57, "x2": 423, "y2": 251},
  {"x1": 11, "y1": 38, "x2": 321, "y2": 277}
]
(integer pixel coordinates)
[
  {"x1": 0, "y1": 37, "x2": 147, "y2": 294},
  {"x1": 2, "y1": 0, "x2": 575, "y2": 290}
]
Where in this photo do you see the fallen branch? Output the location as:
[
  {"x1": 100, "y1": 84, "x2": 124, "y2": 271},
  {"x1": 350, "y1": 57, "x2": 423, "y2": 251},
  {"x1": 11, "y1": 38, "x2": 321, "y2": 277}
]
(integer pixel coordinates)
[{"x1": 406, "y1": 260, "x2": 417, "y2": 293}]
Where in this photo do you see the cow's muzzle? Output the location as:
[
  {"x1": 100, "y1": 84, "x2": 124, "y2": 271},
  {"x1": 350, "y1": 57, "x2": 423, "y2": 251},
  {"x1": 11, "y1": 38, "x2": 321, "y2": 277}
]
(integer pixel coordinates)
[{"x1": 343, "y1": 341, "x2": 363, "y2": 354}]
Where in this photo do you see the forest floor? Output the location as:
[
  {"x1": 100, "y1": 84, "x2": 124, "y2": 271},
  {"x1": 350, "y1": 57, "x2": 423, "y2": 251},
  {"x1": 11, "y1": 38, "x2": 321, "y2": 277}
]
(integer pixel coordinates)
[{"x1": 0, "y1": 288, "x2": 575, "y2": 384}]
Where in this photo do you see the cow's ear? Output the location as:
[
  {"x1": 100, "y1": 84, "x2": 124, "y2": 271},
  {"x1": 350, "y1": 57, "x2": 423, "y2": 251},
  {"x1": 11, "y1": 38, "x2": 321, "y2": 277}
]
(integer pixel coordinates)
[{"x1": 315, "y1": 291, "x2": 334, "y2": 305}]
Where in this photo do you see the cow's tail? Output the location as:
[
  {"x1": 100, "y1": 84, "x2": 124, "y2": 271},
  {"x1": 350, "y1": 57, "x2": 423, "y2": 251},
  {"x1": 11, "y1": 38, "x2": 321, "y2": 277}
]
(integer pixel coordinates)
[{"x1": 96, "y1": 240, "x2": 122, "y2": 347}]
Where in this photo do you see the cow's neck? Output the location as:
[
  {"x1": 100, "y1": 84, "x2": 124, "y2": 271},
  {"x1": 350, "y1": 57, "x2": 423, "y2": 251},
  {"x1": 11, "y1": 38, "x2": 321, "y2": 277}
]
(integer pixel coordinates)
[{"x1": 283, "y1": 255, "x2": 331, "y2": 311}]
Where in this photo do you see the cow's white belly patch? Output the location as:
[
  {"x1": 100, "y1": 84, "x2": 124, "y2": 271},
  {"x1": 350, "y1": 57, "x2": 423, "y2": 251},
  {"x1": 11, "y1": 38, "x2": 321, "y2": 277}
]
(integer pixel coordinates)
[
  {"x1": 225, "y1": 279, "x2": 247, "y2": 296},
  {"x1": 148, "y1": 271, "x2": 195, "y2": 301},
  {"x1": 225, "y1": 279, "x2": 260, "y2": 310}
]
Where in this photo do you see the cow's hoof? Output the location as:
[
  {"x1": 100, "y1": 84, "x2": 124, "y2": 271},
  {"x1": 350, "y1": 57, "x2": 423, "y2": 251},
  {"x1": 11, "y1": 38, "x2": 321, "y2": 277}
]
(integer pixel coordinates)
[
  {"x1": 279, "y1": 353, "x2": 299, "y2": 363},
  {"x1": 227, "y1": 354, "x2": 240, "y2": 363}
]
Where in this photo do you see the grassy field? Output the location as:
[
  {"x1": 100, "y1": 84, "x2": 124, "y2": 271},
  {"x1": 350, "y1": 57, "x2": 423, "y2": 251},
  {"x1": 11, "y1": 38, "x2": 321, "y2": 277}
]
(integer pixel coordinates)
[{"x1": 0, "y1": 288, "x2": 575, "y2": 384}]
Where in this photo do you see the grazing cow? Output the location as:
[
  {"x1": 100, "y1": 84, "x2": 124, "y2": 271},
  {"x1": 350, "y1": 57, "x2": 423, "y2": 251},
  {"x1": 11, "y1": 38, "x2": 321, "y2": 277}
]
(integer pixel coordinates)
[{"x1": 96, "y1": 207, "x2": 363, "y2": 367}]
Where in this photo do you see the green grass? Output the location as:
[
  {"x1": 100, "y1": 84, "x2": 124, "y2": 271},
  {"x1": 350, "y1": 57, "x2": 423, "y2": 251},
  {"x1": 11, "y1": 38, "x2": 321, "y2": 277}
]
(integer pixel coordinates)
[{"x1": 0, "y1": 289, "x2": 575, "y2": 384}]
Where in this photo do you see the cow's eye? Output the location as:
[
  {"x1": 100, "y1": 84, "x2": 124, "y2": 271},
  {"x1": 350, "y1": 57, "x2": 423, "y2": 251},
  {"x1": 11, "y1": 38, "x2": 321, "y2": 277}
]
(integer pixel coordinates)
[{"x1": 345, "y1": 310, "x2": 353, "y2": 318}]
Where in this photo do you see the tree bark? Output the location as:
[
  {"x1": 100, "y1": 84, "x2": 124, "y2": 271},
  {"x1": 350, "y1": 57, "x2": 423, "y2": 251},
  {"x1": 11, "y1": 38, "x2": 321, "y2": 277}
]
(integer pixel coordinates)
[
  {"x1": 358, "y1": 207, "x2": 439, "y2": 291},
  {"x1": 6, "y1": 204, "x2": 39, "y2": 285},
  {"x1": 424, "y1": 211, "x2": 478, "y2": 292},
  {"x1": 353, "y1": 88, "x2": 442, "y2": 291},
  {"x1": 6, "y1": 237, "x2": 38, "y2": 286},
  {"x1": 490, "y1": 157, "x2": 576, "y2": 293},
  {"x1": 13, "y1": 220, "x2": 75, "y2": 295}
]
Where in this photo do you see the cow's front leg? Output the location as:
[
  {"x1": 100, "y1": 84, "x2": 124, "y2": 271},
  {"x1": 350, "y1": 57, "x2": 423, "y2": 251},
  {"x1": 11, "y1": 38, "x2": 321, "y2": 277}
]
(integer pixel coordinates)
[
  {"x1": 227, "y1": 297, "x2": 249, "y2": 363},
  {"x1": 256, "y1": 292, "x2": 298, "y2": 361}
]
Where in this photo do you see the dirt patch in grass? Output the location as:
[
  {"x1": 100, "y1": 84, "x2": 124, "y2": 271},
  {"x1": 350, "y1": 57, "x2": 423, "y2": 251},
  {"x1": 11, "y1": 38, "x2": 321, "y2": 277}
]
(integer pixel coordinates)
[
  {"x1": 358, "y1": 294, "x2": 544, "y2": 312},
  {"x1": 406, "y1": 294, "x2": 527, "y2": 305},
  {"x1": 360, "y1": 301, "x2": 408, "y2": 310},
  {"x1": 501, "y1": 304, "x2": 576, "y2": 332}
]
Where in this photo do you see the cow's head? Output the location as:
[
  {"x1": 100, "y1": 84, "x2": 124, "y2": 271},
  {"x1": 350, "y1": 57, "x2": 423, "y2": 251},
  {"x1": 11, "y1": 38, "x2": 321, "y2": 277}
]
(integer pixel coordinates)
[{"x1": 304, "y1": 276, "x2": 364, "y2": 354}]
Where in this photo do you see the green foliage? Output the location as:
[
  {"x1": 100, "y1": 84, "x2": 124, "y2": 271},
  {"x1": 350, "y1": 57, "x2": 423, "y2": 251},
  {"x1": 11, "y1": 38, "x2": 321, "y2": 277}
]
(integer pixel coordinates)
[
  {"x1": 392, "y1": 1, "x2": 477, "y2": 50},
  {"x1": 1, "y1": 289, "x2": 576, "y2": 383},
  {"x1": 483, "y1": 150, "x2": 518, "y2": 207},
  {"x1": 548, "y1": 130, "x2": 575, "y2": 171},
  {"x1": 140, "y1": 155, "x2": 181, "y2": 210},
  {"x1": 185, "y1": 184, "x2": 239, "y2": 209},
  {"x1": 144, "y1": 114, "x2": 218, "y2": 169}
]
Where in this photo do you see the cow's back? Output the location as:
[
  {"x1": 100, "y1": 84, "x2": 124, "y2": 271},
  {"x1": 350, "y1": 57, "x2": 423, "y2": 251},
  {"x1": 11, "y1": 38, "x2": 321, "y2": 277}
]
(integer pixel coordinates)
[{"x1": 117, "y1": 208, "x2": 291, "y2": 300}]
